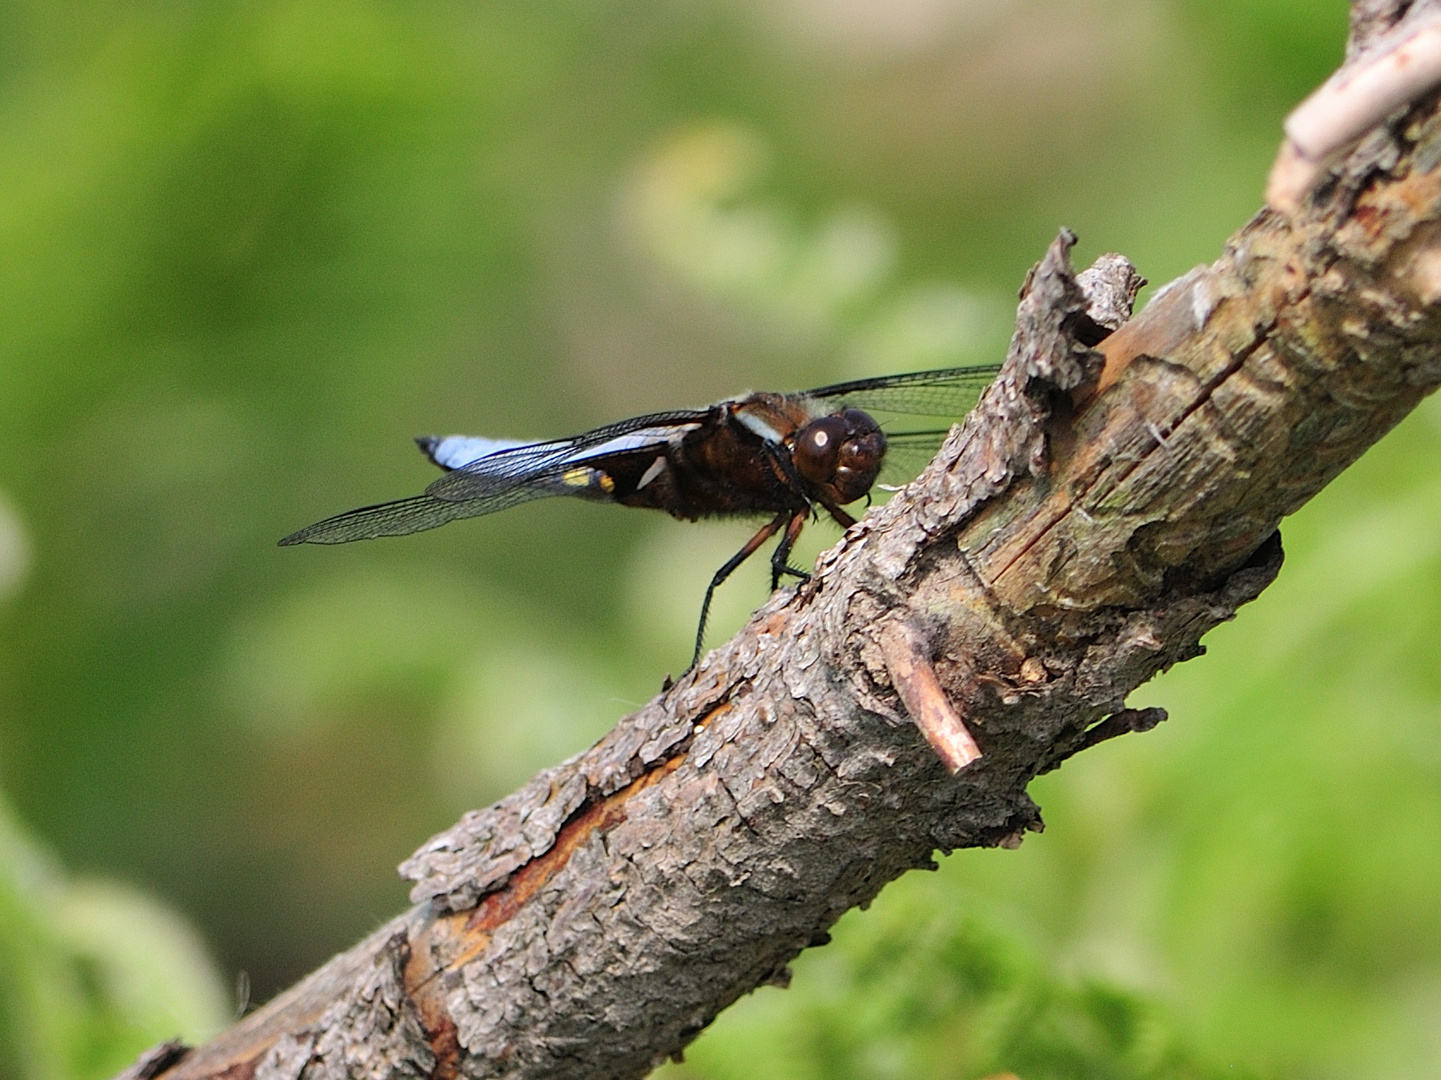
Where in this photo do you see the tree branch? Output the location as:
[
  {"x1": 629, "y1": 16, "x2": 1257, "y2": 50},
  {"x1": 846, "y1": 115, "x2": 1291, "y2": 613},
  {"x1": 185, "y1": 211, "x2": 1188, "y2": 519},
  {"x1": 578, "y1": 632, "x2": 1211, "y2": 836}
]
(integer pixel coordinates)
[{"x1": 132, "y1": 6, "x2": 1441, "y2": 1078}]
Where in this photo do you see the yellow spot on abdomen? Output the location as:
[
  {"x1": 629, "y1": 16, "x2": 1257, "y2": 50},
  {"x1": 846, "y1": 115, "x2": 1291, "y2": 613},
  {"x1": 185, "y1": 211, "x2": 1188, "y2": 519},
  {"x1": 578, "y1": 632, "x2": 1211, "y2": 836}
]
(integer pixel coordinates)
[{"x1": 563, "y1": 467, "x2": 614, "y2": 493}]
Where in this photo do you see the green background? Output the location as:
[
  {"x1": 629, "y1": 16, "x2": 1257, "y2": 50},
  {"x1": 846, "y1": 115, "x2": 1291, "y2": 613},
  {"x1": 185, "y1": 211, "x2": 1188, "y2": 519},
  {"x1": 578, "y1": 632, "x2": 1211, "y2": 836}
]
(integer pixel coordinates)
[{"x1": 5, "y1": 1, "x2": 1437, "y2": 1078}]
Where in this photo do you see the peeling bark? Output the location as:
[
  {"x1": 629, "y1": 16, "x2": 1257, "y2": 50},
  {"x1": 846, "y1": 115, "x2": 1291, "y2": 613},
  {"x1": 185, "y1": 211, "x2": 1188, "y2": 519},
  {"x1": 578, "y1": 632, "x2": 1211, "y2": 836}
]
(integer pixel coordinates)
[
  {"x1": 127, "y1": 8, "x2": 1441, "y2": 1079},
  {"x1": 251, "y1": 935, "x2": 435, "y2": 1080}
]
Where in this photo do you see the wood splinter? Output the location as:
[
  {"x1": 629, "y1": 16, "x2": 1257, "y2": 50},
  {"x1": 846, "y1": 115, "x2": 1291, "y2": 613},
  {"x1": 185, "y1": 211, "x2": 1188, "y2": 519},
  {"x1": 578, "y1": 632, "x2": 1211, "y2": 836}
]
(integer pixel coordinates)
[
  {"x1": 877, "y1": 621, "x2": 981, "y2": 774},
  {"x1": 1267, "y1": 6, "x2": 1441, "y2": 211}
]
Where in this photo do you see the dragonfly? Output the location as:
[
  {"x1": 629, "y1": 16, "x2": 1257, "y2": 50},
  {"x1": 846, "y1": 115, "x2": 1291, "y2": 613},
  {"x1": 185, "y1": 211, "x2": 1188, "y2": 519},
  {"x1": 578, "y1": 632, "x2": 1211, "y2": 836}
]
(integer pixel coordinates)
[{"x1": 280, "y1": 363, "x2": 1001, "y2": 668}]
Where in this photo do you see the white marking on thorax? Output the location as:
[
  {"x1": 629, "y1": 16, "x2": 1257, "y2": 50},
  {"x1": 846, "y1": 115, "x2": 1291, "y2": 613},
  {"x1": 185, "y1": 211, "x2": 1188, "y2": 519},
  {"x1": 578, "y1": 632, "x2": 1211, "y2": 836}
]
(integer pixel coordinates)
[
  {"x1": 570, "y1": 426, "x2": 698, "y2": 462},
  {"x1": 735, "y1": 411, "x2": 784, "y2": 444},
  {"x1": 636, "y1": 456, "x2": 667, "y2": 490}
]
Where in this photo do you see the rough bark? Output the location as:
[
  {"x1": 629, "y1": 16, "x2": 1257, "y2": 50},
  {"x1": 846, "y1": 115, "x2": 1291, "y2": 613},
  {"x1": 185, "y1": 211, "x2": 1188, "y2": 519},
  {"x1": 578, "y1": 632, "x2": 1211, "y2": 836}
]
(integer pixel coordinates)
[{"x1": 131, "y1": 4, "x2": 1441, "y2": 1078}]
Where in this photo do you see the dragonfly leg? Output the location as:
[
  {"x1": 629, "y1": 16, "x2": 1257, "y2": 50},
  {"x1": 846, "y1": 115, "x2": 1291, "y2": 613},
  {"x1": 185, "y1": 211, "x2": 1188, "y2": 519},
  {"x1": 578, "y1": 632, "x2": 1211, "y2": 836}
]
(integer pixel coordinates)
[
  {"x1": 691, "y1": 511, "x2": 790, "y2": 670},
  {"x1": 769, "y1": 509, "x2": 810, "y2": 590}
]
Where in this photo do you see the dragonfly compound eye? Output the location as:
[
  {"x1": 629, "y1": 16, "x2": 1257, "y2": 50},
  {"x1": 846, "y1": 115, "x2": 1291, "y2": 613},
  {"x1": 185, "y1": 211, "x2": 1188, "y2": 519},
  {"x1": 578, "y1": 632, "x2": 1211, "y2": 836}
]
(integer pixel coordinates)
[
  {"x1": 794, "y1": 416, "x2": 846, "y2": 484},
  {"x1": 829, "y1": 409, "x2": 886, "y2": 503}
]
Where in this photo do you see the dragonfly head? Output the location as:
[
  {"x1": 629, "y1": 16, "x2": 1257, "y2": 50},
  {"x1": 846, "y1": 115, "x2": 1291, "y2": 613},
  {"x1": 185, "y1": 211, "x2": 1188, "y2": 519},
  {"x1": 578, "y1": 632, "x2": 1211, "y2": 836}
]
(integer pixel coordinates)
[{"x1": 794, "y1": 408, "x2": 886, "y2": 505}]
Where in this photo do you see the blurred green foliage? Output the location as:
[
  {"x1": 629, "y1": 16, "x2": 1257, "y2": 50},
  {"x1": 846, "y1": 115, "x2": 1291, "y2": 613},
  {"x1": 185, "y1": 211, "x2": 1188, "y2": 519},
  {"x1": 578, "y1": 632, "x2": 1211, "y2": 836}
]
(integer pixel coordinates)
[
  {"x1": 662, "y1": 870, "x2": 1255, "y2": 1080},
  {"x1": 3, "y1": 1, "x2": 1434, "y2": 1078},
  {"x1": 0, "y1": 791, "x2": 226, "y2": 1079}
]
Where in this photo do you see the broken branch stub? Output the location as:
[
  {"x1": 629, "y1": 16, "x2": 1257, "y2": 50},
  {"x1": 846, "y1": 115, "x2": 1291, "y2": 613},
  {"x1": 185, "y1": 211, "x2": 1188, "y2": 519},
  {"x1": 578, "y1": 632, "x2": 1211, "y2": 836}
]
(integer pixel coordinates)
[
  {"x1": 877, "y1": 619, "x2": 982, "y2": 774},
  {"x1": 1270, "y1": 0, "x2": 1441, "y2": 210}
]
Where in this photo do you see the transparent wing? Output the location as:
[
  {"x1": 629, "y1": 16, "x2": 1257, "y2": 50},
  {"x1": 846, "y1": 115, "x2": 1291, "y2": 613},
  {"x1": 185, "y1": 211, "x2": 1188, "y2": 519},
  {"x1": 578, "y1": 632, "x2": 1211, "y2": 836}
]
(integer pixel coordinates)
[
  {"x1": 280, "y1": 408, "x2": 708, "y2": 545},
  {"x1": 803, "y1": 364, "x2": 1000, "y2": 418},
  {"x1": 871, "y1": 429, "x2": 956, "y2": 490},
  {"x1": 798, "y1": 365, "x2": 1000, "y2": 496},
  {"x1": 278, "y1": 489, "x2": 555, "y2": 545}
]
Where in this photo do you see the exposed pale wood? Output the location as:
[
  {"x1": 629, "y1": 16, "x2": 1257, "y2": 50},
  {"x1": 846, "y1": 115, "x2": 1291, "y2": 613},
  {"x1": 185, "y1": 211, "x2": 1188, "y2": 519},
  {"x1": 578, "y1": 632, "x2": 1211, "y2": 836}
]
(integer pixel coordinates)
[
  {"x1": 126, "y1": 7, "x2": 1441, "y2": 1078},
  {"x1": 1269, "y1": 0, "x2": 1441, "y2": 210}
]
